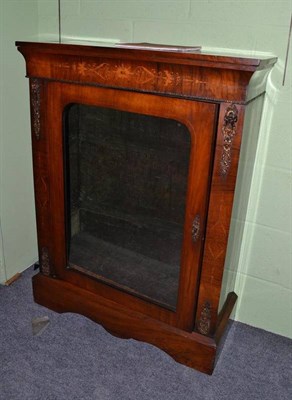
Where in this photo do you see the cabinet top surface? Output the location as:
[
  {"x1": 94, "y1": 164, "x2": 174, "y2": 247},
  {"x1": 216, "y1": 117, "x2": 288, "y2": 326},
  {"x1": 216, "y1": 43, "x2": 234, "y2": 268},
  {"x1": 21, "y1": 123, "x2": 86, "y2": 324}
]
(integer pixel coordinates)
[{"x1": 15, "y1": 41, "x2": 277, "y2": 72}]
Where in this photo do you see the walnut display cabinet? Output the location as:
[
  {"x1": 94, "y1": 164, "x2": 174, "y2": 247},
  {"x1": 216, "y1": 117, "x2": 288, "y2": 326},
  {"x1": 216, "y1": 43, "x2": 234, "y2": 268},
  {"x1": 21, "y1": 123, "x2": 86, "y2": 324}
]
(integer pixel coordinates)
[{"x1": 16, "y1": 41, "x2": 276, "y2": 374}]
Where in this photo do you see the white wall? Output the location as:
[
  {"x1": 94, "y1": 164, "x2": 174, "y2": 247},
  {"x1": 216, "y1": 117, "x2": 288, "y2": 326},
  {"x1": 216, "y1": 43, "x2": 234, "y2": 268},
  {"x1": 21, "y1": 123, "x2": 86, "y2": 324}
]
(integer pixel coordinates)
[{"x1": 0, "y1": 0, "x2": 39, "y2": 283}]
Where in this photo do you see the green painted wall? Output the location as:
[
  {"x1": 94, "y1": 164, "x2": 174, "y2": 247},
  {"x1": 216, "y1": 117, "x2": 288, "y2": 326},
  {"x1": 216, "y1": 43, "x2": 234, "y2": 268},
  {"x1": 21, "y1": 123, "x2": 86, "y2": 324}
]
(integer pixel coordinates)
[
  {"x1": 38, "y1": 0, "x2": 292, "y2": 338},
  {"x1": 0, "y1": 0, "x2": 39, "y2": 283},
  {"x1": 2, "y1": 0, "x2": 290, "y2": 339}
]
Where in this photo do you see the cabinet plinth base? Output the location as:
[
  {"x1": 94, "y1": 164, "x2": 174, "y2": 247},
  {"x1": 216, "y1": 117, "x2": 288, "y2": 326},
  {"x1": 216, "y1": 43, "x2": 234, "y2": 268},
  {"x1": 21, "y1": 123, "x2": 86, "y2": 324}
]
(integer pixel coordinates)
[{"x1": 32, "y1": 273, "x2": 222, "y2": 374}]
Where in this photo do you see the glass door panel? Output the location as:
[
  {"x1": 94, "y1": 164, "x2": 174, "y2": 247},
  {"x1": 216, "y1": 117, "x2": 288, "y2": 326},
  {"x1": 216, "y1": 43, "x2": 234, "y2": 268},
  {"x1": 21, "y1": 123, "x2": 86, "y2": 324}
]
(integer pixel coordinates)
[{"x1": 64, "y1": 104, "x2": 191, "y2": 310}]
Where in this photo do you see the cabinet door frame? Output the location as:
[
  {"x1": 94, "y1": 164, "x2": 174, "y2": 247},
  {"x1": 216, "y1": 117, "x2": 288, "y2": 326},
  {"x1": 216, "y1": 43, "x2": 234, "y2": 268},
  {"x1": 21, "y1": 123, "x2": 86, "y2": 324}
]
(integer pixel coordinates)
[{"x1": 34, "y1": 80, "x2": 218, "y2": 332}]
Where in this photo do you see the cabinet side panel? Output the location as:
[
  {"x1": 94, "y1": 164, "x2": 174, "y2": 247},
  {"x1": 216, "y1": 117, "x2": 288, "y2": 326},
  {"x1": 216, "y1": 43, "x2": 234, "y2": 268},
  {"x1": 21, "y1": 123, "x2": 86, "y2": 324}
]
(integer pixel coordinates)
[{"x1": 218, "y1": 95, "x2": 265, "y2": 313}]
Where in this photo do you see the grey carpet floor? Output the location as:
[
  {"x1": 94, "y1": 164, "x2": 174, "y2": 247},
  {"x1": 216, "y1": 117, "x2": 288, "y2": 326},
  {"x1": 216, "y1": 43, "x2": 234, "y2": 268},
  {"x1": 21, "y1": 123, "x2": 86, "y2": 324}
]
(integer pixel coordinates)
[{"x1": 0, "y1": 267, "x2": 291, "y2": 400}]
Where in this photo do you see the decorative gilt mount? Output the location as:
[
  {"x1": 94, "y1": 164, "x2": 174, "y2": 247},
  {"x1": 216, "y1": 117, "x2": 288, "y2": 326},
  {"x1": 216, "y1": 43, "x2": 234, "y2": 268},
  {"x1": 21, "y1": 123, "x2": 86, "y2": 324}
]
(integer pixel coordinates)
[
  {"x1": 191, "y1": 214, "x2": 201, "y2": 243},
  {"x1": 40, "y1": 247, "x2": 51, "y2": 276},
  {"x1": 220, "y1": 104, "x2": 238, "y2": 177},
  {"x1": 197, "y1": 301, "x2": 211, "y2": 335},
  {"x1": 30, "y1": 78, "x2": 41, "y2": 140}
]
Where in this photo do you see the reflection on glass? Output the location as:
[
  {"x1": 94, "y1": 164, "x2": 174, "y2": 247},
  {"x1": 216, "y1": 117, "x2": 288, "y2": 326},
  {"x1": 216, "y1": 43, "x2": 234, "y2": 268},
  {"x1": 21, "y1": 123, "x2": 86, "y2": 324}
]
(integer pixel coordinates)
[{"x1": 64, "y1": 104, "x2": 190, "y2": 310}]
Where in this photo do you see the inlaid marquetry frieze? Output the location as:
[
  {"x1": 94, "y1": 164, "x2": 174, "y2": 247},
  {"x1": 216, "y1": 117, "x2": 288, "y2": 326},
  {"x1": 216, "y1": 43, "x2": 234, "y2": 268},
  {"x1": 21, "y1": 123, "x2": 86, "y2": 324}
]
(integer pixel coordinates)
[
  {"x1": 35, "y1": 175, "x2": 49, "y2": 208},
  {"x1": 48, "y1": 59, "x2": 210, "y2": 96},
  {"x1": 74, "y1": 61, "x2": 192, "y2": 87}
]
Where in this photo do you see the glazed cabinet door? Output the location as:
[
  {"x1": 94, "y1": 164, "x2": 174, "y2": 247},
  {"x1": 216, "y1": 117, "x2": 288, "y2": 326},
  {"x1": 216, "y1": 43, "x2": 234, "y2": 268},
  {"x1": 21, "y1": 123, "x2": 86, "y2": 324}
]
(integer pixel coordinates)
[{"x1": 31, "y1": 79, "x2": 218, "y2": 332}]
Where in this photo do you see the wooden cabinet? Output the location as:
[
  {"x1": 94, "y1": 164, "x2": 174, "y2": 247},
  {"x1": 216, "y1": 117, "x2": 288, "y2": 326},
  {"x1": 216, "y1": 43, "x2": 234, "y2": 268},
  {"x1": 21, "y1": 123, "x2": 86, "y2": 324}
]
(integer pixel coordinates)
[{"x1": 16, "y1": 41, "x2": 276, "y2": 374}]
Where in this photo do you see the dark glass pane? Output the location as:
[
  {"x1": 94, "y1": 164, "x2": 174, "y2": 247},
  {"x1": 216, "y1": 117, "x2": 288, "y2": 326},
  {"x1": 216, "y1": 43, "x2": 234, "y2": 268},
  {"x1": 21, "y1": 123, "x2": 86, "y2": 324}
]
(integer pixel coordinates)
[{"x1": 64, "y1": 104, "x2": 191, "y2": 310}]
